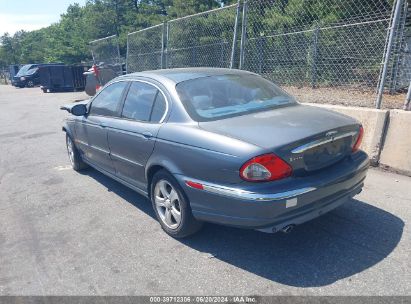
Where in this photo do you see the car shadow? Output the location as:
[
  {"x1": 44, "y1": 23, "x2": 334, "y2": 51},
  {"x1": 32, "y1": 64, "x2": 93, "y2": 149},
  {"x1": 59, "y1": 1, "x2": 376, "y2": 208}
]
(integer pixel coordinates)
[{"x1": 83, "y1": 168, "x2": 404, "y2": 288}]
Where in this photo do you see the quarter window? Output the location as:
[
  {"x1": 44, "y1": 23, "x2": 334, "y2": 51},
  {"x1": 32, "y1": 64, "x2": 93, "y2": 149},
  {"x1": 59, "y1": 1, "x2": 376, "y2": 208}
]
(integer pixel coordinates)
[
  {"x1": 150, "y1": 92, "x2": 167, "y2": 122},
  {"x1": 89, "y1": 82, "x2": 128, "y2": 116}
]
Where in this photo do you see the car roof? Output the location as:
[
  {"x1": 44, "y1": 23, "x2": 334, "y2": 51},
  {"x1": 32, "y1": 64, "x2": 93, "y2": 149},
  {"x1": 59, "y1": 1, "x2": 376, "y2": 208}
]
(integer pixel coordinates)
[{"x1": 117, "y1": 68, "x2": 257, "y2": 84}]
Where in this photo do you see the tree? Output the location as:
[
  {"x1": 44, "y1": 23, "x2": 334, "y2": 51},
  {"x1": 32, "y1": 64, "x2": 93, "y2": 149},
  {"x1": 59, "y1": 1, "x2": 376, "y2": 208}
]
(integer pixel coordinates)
[{"x1": 167, "y1": 0, "x2": 220, "y2": 18}]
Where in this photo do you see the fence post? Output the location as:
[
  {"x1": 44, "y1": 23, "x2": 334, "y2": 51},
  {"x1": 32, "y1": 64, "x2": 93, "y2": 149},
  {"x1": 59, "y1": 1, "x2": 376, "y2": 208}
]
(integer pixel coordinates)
[
  {"x1": 311, "y1": 26, "x2": 320, "y2": 88},
  {"x1": 230, "y1": 0, "x2": 241, "y2": 69},
  {"x1": 257, "y1": 35, "x2": 265, "y2": 74},
  {"x1": 90, "y1": 43, "x2": 96, "y2": 64},
  {"x1": 239, "y1": 0, "x2": 248, "y2": 70},
  {"x1": 126, "y1": 34, "x2": 129, "y2": 74},
  {"x1": 165, "y1": 22, "x2": 170, "y2": 69},
  {"x1": 389, "y1": 0, "x2": 408, "y2": 93},
  {"x1": 116, "y1": 37, "x2": 121, "y2": 71},
  {"x1": 376, "y1": 0, "x2": 404, "y2": 109},
  {"x1": 161, "y1": 22, "x2": 168, "y2": 69},
  {"x1": 404, "y1": 80, "x2": 411, "y2": 110}
]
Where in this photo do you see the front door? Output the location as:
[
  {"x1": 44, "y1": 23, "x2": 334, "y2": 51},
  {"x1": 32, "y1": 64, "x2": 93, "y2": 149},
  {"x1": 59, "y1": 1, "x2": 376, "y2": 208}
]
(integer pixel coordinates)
[
  {"x1": 107, "y1": 80, "x2": 168, "y2": 190},
  {"x1": 76, "y1": 81, "x2": 128, "y2": 173}
]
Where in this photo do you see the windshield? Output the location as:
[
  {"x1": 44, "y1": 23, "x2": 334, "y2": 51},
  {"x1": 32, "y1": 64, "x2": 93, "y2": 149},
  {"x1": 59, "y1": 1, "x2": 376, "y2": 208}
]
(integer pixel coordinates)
[
  {"x1": 16, "y1": 64, "x2": 37, "y2": 76},
  {"x1": 176, "y1": 74, "x2": 296, "y2": 122},
  {"x1": 25, "y1": 68, "x2": 38, "y2": 75}
]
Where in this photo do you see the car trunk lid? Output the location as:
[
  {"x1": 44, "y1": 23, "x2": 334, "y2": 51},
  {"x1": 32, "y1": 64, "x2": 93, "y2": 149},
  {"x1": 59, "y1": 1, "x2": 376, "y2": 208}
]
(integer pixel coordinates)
[
  {"x1": 198, "y1": 104, "x2": 361, "y2": 173},
  {"x1": 279, "y1": 128, "x2": 357, "y2": 174}
]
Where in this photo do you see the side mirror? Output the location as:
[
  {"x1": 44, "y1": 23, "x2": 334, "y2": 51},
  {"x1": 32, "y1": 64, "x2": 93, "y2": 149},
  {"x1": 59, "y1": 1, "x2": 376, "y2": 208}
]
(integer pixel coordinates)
[{"x1": 71, "y1": 104, "x2": 88, "y2": 116}]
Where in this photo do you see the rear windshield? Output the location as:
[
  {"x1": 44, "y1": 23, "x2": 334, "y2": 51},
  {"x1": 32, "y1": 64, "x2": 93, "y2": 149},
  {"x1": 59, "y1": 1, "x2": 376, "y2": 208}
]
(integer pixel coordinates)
[{"x1": 176, "y1": 74, "x2": 296, "y2": 122}]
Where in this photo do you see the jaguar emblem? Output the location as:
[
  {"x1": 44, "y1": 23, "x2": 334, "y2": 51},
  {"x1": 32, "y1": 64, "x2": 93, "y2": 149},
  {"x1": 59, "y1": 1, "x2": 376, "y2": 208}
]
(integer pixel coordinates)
[{"x1": 326, "y1": 130, "x2": 338, "y2": 140}]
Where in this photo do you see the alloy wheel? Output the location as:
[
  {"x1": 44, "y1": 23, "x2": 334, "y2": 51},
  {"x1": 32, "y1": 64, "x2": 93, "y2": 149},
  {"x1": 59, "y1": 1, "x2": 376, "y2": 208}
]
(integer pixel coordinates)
[{"x1": 154, "y1": 180, "x2": 182, "y2": 229}]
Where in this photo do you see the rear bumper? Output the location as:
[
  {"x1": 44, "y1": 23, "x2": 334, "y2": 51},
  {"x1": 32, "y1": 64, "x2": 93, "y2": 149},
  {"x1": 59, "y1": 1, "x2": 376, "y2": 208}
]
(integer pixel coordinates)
[
  {"x1": 256, "y1": 184, "x2": 362, "y2": 233},
  {"x1": 176, "y1": 151, "x2": 369, "y2": 230}
]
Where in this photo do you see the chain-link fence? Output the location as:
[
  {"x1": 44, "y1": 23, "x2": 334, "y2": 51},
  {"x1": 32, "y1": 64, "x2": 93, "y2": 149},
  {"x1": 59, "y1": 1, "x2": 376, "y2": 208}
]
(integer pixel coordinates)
[
  {"x1": 90, "y1": 35, "x2": 123, "y2": 76},
  {"x1": 241, "y1": 0, "x2": 397, "y2": 108},
  {"x1": 127, "y1": 24, "x2": 165, "y2": 73},
  {"x1": 0, "y1": 67, "x2": 10, "y2": 85},
  {"x1": 397, "y1": 6, "x2": 411, "y2": 94},
  {"x1": 124, "y1": 0, "x2": 411, "y2": 109},
  {"x1": 383, "y1": 0, "x2": 409, "y2": 94},
  {"x1": 126, "y1": 4, "x2": 239, "y2": 72},
  {"x1": 166, "y1": 4, "x2": 238, "y2": 69},
  {"x1": 242, "y1": 21, "x2": 389, "y2": 88}
]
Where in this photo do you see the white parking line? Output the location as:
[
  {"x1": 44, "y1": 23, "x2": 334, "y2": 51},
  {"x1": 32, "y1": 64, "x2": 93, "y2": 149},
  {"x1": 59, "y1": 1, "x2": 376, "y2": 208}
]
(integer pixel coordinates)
[{"x1": 53, "y1": 165, "x2": 72, "y2": 171}]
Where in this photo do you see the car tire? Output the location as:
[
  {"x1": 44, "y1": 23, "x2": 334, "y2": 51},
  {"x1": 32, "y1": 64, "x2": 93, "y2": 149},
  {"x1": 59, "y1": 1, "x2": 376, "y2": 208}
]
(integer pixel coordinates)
[
  {"x1": 66, "y1": 134, "x2": 88, "y2": 171},
  {"x1": 26, "y1": 80, "x2": 34, "y2": 88},
  {"x1": 42, "y1": 88, "x2": 47, "y2": 93},
  {"x1": 151, "y1": 170, "x2": 203, "y2": 238}
]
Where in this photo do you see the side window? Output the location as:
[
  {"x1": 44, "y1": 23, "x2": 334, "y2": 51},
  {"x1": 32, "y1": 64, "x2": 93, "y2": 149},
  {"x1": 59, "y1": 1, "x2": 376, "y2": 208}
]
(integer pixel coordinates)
[
  {"x1": 150, "y1": 93, "x2": 167, "y2": 122},
  {"x1": 89, "y1": 82, "x2": 128, "y2": 116},
  {"x1": 122, "y1": 82, "x2": 157, "y2": 121}
]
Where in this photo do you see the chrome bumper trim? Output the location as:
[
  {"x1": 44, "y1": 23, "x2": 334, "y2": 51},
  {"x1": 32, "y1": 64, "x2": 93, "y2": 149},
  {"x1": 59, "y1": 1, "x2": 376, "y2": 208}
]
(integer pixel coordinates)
[{"x1": 183, "y1": 178, "x2": 316, "y2": 202}]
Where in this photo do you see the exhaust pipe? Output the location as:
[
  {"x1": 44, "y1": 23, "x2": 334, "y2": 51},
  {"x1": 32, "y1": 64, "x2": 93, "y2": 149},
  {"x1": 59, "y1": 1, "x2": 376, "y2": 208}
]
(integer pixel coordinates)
[{"x1": 281, "y1": 225, "x2": 295, "y2": 234}]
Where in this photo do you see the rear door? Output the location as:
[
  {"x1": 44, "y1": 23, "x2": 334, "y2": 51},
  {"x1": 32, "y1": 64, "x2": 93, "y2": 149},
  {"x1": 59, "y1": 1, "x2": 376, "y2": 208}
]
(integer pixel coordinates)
[
  {"x1": 107, "y1": 80, "x2": 168, "y2": 190},
  {"x1": 75, "y1": 81, "x2": 128, "y2": 174}
]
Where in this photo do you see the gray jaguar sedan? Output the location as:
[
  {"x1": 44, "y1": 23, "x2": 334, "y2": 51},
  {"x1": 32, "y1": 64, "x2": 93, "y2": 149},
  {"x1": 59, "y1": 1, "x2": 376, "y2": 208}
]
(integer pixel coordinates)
[{"x1": 61, "y1": 68, "x2": 369, "y2": 238}]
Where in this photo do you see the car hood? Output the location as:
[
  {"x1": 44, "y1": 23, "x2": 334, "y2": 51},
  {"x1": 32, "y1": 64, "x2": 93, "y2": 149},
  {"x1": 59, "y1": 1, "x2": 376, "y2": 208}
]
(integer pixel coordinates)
[{"x1": 198, "y1": 104, "x2": 359, "y2": 149}]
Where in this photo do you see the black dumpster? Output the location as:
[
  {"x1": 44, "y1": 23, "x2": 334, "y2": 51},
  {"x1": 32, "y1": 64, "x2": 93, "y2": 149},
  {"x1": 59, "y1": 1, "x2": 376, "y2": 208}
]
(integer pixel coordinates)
[{"x1": 39, "y1": 65, "x2": 89, "y2": 93}]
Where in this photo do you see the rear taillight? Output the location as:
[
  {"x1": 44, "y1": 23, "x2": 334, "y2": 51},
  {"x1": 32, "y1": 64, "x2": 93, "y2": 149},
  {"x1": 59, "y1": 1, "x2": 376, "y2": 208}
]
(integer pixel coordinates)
[
  {"x1": 352, "y1": 126, "x2": 364, "y2": 152},
  {"x1": 240, "y1": 153, "x2": 292, "y2": 182}
]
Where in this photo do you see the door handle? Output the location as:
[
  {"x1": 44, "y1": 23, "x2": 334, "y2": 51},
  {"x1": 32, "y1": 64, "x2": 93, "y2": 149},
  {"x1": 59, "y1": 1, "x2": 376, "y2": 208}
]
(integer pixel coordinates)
[
  {"x1": 100, "y1": 122, "x2": 107, "y2": 128},
  {"x1": 142, "y1": 131, "x2": 153, "y2": 139}
]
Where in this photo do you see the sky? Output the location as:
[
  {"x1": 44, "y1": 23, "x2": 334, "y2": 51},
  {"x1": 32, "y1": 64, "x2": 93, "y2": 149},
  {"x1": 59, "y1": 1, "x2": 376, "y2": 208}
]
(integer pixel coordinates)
[{"x1": 0, "y1": 0, "x2": 87, "y2": 36}]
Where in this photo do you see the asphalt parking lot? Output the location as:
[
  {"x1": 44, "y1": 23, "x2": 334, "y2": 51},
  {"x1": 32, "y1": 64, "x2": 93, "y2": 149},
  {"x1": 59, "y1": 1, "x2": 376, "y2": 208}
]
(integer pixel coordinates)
[{"x1": 0, "y1": 85, "x2": 410, "y2": 296}]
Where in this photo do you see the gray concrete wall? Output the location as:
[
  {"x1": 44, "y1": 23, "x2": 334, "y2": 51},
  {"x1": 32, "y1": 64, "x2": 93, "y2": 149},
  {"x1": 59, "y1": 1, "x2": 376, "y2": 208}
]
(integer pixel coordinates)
[{"x1": 380, "y1": 110, "x2": 411, "y2": 176}]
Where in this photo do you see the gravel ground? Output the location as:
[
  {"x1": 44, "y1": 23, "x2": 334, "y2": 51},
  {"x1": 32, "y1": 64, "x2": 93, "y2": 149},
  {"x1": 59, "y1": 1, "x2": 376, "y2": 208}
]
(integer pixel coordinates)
[
  {"x1": 284, "y1": 86, "x2": 407, "y2": 109},
  {"x1": 0, "y1": 85, "x2": 410, "y2": 296}
]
